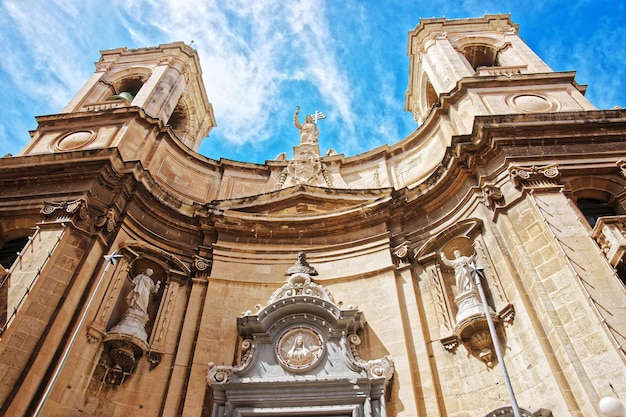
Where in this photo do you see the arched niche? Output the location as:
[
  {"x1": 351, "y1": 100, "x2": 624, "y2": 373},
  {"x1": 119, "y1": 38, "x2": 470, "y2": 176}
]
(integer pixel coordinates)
[
  {"x1": 168, "y1": 93, "x2": 192, "y2": 145},
  {"x1": 167, "y1": 89, "x2": 206, "y2": 150},
  {"x1": 451, "y1": 35, "x2": 510, "y2": 71},
  {"x1": 415, "y1": 219, "x2": 514, "y2": 365},
  {"x1": 101, "y1": 66, "x2": 153, "y2": 104},
  {"x1": 415, "y1": 219, "x2": 485, "y2": 324},
  {"x1": 107, "y1": 241, "x2": 190, "y2": 335},
  {"x1": 93, "y1": 240, "x2": 190, "y2": 385},
  {"x1": 563, "y1": 176, "x2": 626, "y2": 228}
]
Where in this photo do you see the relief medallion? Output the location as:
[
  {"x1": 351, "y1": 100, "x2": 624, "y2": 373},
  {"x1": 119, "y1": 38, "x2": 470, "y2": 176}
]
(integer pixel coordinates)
[{"x1": 276, "y1": 326, "x2": 324, "y2": 370}]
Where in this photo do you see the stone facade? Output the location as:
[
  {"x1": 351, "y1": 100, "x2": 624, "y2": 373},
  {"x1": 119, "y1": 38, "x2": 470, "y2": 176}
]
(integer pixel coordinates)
[{"x1": 0, "y1": 14, "x2": 624, "y2": 417}]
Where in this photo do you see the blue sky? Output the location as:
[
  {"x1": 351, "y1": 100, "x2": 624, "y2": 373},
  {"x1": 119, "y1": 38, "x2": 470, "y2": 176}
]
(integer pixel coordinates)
[{"x1": 0, "y1": 1, "x2": 624, "y2": 164}]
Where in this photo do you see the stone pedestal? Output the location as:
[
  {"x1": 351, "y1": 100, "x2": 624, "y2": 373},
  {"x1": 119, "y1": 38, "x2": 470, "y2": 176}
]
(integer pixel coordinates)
[
  {"x1": 293, "y1": 143, "x2": 320, "y2": 158},
  {"x1": 453, "y1": 289, "x2": 501, "y2": 367},
  {"x1": 109, "y1": 308, "x2": 150, "y2": 342},
  {"x1": 103, "y1": 309, "x2": 151, "y2": 384},
  {"x1": 454, "y1": 289, "x2": 486, "y2": 323}
]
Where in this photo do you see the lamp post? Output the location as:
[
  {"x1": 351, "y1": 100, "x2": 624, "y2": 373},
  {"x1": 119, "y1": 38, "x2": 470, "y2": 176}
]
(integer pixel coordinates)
[
  {"x1": 600, "y1": 397, "x2": 626, "y2": 417},
  {"x1": 33, "y1": 252, "x2": 122, "y2": 417},
  {"x1": 467, "y1": 261, "x2": 522, "y2": 417}
]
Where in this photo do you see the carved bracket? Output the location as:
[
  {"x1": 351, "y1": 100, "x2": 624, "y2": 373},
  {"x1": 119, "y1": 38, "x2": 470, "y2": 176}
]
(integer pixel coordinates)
[
  {"x1": 509, "y1": 164, "x2": 561, "y2": 190},
  {"x1": 193, "y1": 255, "x2": 213, "y2": 275},
  {"x1": 392, "y1": 241, "x2": 413, "y2": 267},
  {"x1": 146, "y1": 350, "x2": 163, "y2": 370},
  {"x1": 94, "y1": 207, "x2": 117, "y2": 234},
  {"x1": 482, "y1": 185, "x2": 505, "y2": 209},
  {"x1": 591, "y1": 216, "x2": 626, "y2": 266},
  {"x1": 40, "y1": 199, "x2": 90, "y2": 225},
  {"x1": 440, "y1": 334, "x2": 459, "y2": 352}
]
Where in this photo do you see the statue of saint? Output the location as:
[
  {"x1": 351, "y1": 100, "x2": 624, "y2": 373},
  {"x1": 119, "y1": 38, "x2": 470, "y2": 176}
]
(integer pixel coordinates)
[
  {"x1": 127, "y1": 268, "x2": 160, "y2": 315},
  {"x1": 294, "y1": 106, "x2": 319, "y2": 144},
  {"x1": 285, "y1": 251, "x2": 318, "y2": 276},
  {"x1": 440, "y1": 249, "x2": 476, "y2": 295}
]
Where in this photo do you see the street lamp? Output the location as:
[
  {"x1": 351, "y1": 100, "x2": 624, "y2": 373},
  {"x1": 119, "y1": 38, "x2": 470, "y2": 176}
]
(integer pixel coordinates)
[
  {"x1": 600, "y1": 397, "x2": 626, "y2": 417},
  {"x1": 467, "y1": 261, "x2": 522, "y2": 417}
]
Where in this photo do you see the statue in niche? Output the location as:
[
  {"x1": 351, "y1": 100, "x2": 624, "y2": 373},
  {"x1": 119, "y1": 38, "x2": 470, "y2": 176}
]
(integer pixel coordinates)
[
  {"x1": 293, "y1": 106, "x2": 319, "y2": 144},
  {"x1": 108, "y1": 267, "x2": 161, "y2": 343},
  {"x1": 439, "y1": 245, "x2": 486, "y2": 324},
  {"x1": 127, "y1": 268, "x2": 160, "y2": 315},
  {"x1": 440, "y1": 249, "x2": 477, "y2": 296},
  {"x1": 285, "y1": 251, "x2": 318, "y2": 276}
]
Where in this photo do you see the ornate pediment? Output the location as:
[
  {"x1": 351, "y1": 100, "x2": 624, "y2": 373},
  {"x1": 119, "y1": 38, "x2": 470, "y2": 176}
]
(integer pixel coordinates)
[
  {"x1": 207, "y1": 252, "x2": 394, "y2": 417},
  {"x1": 210, "y1": 184, "x2": 392, "y2": 217}
]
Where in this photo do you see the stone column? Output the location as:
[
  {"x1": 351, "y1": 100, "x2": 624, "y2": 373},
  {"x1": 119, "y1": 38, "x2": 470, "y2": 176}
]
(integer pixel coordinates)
[
  {"x1": 496, "y1": 30, "x2": 552, "y2": 73},
  {"x1": 162, "y1": 275, "x2": 208, "y2": 416},
  {"x1": 134, "y1": 58, "x2": 186, "y2": 125},
  {"x1": 421, "y1": 32, "x2": 474, "y2": 94}
]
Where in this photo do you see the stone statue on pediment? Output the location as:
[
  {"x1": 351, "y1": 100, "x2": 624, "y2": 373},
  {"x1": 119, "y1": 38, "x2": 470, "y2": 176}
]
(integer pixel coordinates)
[
  {"x1": 294, "y1": 106, "x2": 319, "y2": 144},
  {"x1": 285, "y1": 251, "x2": 318, "y2": 276}
]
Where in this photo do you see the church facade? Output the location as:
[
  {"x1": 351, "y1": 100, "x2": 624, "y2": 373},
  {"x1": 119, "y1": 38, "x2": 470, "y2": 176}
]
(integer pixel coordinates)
[{"x1": 0, "y1": 14, "x2": 625, "y2": 417}]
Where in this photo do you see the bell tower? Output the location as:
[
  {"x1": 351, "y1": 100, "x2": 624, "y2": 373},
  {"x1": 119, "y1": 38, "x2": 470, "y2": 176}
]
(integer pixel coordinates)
[
  {"x1": 405, "y1": 14, "x2": 595, "y2": 125},
  {"x1": 21, "y1": 42, "x2": 216, "y2": 157}
]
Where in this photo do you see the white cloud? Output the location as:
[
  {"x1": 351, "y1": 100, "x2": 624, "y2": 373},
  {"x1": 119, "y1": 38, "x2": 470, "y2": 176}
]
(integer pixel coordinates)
[{"x1": 106, "y1": 0, "x2": 360, "y2": 156}]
